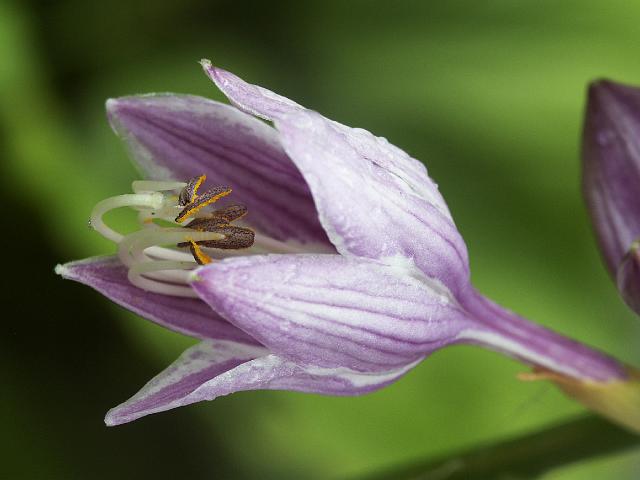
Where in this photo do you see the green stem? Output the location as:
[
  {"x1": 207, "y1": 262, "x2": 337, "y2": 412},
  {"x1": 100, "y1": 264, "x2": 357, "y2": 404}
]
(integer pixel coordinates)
[{"x1": 352, "y1": 415, "x2": 639, "y2": 480}]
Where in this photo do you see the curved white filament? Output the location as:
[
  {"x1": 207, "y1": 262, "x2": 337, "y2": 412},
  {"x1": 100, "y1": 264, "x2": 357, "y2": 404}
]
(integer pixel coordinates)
[
  {"x1": 90, "y1": 193, "x2": 164, "y2": 243},
  {"x1": 127, "y1": 260, "x2": 199, "y2": 298},
  {"x1": 89, "y1": 179, "x2": 324, "y2": 298}
]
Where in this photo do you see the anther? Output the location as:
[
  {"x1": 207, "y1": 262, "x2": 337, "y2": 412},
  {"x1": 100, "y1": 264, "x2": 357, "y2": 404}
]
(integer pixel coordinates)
[
  {"x1": 179, "y1": 174, "x2": 207, "y2": 206},
  {"x1": 175, "y1": 186, "x2": 232, "y2": 223},
  {"x1": 89, "y1": 173, "x2": 260, "y2": 296},
  {"x1": 178, "y1": 224, "x2": 255, "y2": 250},
  {"x1": 181, "y1": 204, "x2": 247, "y2": 231},
  {"x1": 207, "y1": 204, "x2": 248, "y2": 223}
]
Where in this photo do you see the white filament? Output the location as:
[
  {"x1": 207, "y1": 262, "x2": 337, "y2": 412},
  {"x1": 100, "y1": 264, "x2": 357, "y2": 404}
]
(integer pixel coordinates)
[
  {"x1": 119, "y1": 227, "x2": 224, "y2": 284},
  {"x1": 253, "y1": 233, "x2": 314, "y2": 254},
  {"x1": 128, "y1": 260, "x2": 199, "y2": 298},
  {"x1": 90, "y1": 179, "x2": 319, "y2": 297},
  {"x1": 90, "y1": 193, "x2": 165, "y2": 243},
  {"x1": 89, "y1": 181, "x2": 204, "y2": 296}
]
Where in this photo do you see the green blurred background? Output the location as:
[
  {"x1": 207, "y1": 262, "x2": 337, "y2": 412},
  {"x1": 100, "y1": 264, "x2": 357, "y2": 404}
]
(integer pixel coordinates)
[{"x1": 2, "y1": 0, "x2": 639, "y2": 478}]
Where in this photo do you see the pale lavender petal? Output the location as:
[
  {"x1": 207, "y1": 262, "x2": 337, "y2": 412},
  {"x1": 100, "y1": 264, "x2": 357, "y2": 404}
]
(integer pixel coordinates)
[
  {"x1": 617, "y1": 243, "x2": 640, "y2": 315},
  {"x1": 275, "y1": 111, "x2": 469, "y2": 294},
  {"x1": 202, "y1": 62, "x2": 469, "y2": 292},
  {"x1": 201, "y1": 60, "x2": 304, "y2": 121},
  {"x1": 583, "y1": 80, "x2": 640, "y2": 278},
  {"x1": 106, "y1": 340, "x2": 421, "y2": 425},
  {"x1": 56, "y1": 256, "x2": 259, "y2": 345},
  {"x1": 105, "y1": 340, "x2": 266, "y2": 425},
  {"x1": 107, "y1": 94, "x2": 330, "y2": 246},
  {"x1": 191, "y1": 254, "x2": 471, "y2": 372},
  {"x1": 202, "y1": 60, "x2": 452, "y2": 220}
]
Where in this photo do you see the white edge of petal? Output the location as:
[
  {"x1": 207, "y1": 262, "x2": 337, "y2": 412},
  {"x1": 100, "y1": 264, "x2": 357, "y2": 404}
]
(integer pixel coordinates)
[{"x1": 456, "y1": 329, "x2": 584, "y2": 379}]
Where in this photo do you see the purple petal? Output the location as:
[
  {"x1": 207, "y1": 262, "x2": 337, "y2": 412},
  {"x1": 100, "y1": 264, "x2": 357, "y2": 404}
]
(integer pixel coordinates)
[
  {"x1": 203, "y1": 62, "x2": 453, "y2": 216},
  {"x1": 203, "y1": 61, "x2": 452, "y2": 218},
  {"x1": 107, "y1": 94, "x2": 330, "y2": 246},
  {"x1": 582, "y1": 80, "x2": 640, "y2": 280},
  {"x1": 201, "y1": 60, "x2": 304, "y2": 121},
  {"x1": 190, "y1": 254, "x2": 471, "y2": 373},
  {"x1": 106, "y1": 340, "x2": 421, "y2": 425},
  {"x1": 276, "y1": 111, "x2": 470, "y2": 294},
  {"x1": 56, "y1": 256, "x2": 259, "y2": 345},
  {"x1": 202, "y1": 62, "x2": 469, "y2": 293},
  {"x1": 617, "y1": 243, "x2": 640, "y2": 315}
]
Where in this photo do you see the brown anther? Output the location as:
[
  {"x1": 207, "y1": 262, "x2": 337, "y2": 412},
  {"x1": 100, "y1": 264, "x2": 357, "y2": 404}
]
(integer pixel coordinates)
[
  {"x1": 179, "y1": 174, "x2": 206, "y2": 206},
  {"x1": 175, "y1": 186, "x2": 232, "y2": 223},
  {"x1": 204, "y1": 225, "x2": 255, "y2": 250},
  {"x1": 182, "y1": 217, "x2": 220, "y2": 231},
  {"x1": 175, "y1": 176, "x2": 252, "y2": 263},
  {"x1": 187, "y1": 204, "x2": 248, "y2": 228},
  {"x1": 209, "y1": 204, "x2": 248, "y2": 223},
  {"x1": 178, "y1": 224, "x2": 255, "y2": 250}
]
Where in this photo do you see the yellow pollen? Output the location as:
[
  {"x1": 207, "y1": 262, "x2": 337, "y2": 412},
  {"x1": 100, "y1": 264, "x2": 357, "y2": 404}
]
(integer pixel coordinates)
[
  {"x1": 175, "y1": 189, "x2": 232, "y2": 223},
  {"x1": 188, "y1": 239, "x2": 213, "y2": 265},
  {"x1": 191, "y1": 174, "x2": 206, "y2": 200}
]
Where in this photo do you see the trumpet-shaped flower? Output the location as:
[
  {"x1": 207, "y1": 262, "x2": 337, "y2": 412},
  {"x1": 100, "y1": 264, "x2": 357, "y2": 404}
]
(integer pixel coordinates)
[
  {"x1": 57, "y1": 61, "x2": 635, "y2": 427},
  {"x1": 583, "y1": 79, "x2": 640, "y2": 316}
]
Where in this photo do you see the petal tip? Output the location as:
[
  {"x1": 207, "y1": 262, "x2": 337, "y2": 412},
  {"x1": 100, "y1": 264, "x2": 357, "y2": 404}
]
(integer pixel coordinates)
[
  {"x1": 588, "y1": 78, "x2": 614, "y2": 91},
  {"x1": 105, "y1": 404, "x2": 146, "y2": 426},
  {"x1": 105, "y1": 95, "x2": 161, "y2": 119},
  {"x1": 188, "y1": 268, "x2": 205, "y2": 284},
  {"x1": 105, "y1": 97, "x2": 130, "y2": 122},
  {"x1": 199, "y1": 58, "x2": 212, "y2": 70},
  {"x1": 105, "y1": 97, "x2": 129, "y2": 130},
  {"x1": 104, "y1": 409, "x2": 125, "y2": 427},
  {"x1": 55, "y1": 259, "x2": 89, "y2": 281},
  {"x1": 188, "y1": 263, "x2": 222, "y2": 294},
  {"x1": 588, "y1": 78, "x2": 629, "y2": 94},
  {"x1": 54, "y1": 263, "x2": 67, "y2": 277},
  {"x1": 54, "y1": 256, "x2": 116, "y2": 282},
  {"x1": 587, "y1": 78, "x2": 617, "y2": 105},
  {"x1": 586, "y1": 78, "x2": 640, "y2": 112},
  {"x1": 200, "y1": 59, "x2": 231, "y2": 87},
  {"x1": 105, "y1": 97, "x2": 120, "y2": 112}
]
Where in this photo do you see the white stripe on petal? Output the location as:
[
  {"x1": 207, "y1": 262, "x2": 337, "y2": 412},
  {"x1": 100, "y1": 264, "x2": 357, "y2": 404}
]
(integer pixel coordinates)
[{"x1": 303, "y1": 357, "x2": 424, "y2": 389}]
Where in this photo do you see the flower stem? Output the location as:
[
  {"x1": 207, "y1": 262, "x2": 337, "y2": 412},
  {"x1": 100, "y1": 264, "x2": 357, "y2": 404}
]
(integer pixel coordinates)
[
  {"x1": 458, "y1": 288, "x2": 627, "y2": 383},
  {"x1": 458, "y1": 288, "x2": 640, "y2": 432}
]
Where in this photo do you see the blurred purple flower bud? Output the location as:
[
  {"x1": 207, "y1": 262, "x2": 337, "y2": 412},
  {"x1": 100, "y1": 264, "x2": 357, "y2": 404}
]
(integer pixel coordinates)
[
  {"x1": 583, "y1": 80, "x2": 640, "y2": 316},
  {"x1": 618, "y1": 241, "x2": 640, "y2": 314}
]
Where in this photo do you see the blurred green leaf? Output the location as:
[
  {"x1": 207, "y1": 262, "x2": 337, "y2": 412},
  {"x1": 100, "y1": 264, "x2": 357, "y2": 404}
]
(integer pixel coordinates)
[{"x1": 354, "y1": 416, "x2": 640, "y2": 480}]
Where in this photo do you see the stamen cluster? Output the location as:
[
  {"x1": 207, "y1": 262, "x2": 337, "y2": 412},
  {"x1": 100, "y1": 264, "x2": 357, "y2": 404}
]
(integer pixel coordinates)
[
  {"x1": 89, "y1": 175, "x2": 254, "y2": 297},
  {"x1": 175, "y1": 175, "x2": 255, "y2": 265}
]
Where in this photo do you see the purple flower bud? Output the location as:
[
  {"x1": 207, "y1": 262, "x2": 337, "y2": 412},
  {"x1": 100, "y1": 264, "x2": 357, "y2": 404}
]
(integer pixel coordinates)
[
  {"x1": 582, "y1": 80, "x2": 640, "y2": 316},
  {"x1": 618, "y1": 241, "x2": 640, "y2": 314}
]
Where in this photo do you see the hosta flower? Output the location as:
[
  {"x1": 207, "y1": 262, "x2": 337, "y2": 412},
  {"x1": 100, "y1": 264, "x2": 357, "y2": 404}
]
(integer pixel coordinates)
[
  {"x1": 583, "y1": 79, "x2": 640, "y2": 316},
  {"x1": 57, "y1": 61, "x2": 636, "y2": 428}
]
